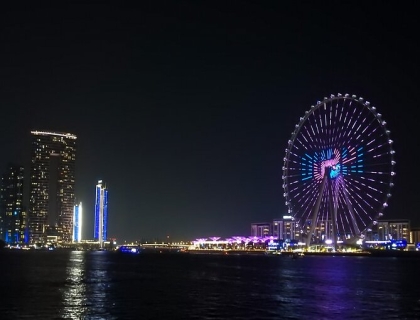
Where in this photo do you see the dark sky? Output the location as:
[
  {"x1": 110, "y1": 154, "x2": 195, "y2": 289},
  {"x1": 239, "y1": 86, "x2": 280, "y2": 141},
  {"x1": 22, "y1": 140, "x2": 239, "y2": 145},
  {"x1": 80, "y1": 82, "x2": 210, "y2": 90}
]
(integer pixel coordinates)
[{"x1": 1, "y1": 1, "x2": 419, "y2": 242}]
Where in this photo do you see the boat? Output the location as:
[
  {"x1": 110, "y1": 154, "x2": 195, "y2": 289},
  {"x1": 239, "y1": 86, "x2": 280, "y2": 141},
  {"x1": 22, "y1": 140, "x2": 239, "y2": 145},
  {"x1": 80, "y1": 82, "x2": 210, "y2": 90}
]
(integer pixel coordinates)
[{"x1": 291, "y1": 251, "x2": 304, "y2": 259}]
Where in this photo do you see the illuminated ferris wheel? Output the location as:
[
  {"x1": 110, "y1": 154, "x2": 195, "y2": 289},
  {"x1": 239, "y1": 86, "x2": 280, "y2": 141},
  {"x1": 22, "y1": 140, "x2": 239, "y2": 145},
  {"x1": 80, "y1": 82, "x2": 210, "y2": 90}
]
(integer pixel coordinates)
[{"x1": 282, "y1": 94, "x2": 395, "y2": 246}]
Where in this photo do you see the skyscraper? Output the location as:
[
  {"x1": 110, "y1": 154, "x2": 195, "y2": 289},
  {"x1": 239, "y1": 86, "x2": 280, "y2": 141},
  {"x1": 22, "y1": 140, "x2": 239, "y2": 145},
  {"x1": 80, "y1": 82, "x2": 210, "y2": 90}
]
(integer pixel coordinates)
[
  {"x1": 73, "y1": 202, "x2": 82, "y2": 242},
  {"x1": 0, "y1": 164, "x2": 27, "y2": 244},
  {"x1": 29, "y1": 130, "x2": 77, "y2": 243},
  {"x1": 94, "y1": 180, "x2": 108, "y2": 246}
]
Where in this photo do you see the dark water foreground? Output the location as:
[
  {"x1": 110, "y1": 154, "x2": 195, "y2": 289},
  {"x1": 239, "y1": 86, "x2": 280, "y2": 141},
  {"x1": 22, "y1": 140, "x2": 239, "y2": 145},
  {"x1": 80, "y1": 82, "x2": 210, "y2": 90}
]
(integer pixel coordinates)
[{"x1": 1, "y1": 250, "x2": 420, "y2": 319}]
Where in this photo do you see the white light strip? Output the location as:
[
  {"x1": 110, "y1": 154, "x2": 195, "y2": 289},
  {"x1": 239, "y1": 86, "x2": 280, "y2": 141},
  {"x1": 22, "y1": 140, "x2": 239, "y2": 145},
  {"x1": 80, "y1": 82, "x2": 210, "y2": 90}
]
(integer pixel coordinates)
[
  {"x1": 31, "y1": 130, "x2": 77, "y2": 139},
  {"x1": 79, "y1": 202, "x2": 83, "y2": 242}
]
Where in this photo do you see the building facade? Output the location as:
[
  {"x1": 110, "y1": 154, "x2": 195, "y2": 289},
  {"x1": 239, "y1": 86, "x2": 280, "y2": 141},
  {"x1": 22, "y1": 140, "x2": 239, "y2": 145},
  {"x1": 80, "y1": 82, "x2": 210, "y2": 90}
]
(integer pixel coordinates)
[
  {"x1": 366, "y1": 219, "x2": 411, "y2": 241},
  {"x1": 273, "y1": 216, "x2": 299, "y2": 240},
  {"x1": 73, "y1": 202, "x2": 82, "y2": 242},
  {"x1": 410, "y1": 228, "x2": 420, "y2": 244},
  {"x1": 252, "y1": 217, "x2": 334, "y2": 243},
  {"x1": 94, "y1": 180, "x2": 108, "y2": 246},
  {"x1": 29, "y1": 130, "x2": 77, "y2": 243},
  {"x1": 250, "y1": 222, "x2": 271, "y2": 237},
  {"x1": 252, "y1": 218, "x2": 412, "y2": 244},
  {"x1": 0, "y1": 164, "x2": 27, "y2": 244}
]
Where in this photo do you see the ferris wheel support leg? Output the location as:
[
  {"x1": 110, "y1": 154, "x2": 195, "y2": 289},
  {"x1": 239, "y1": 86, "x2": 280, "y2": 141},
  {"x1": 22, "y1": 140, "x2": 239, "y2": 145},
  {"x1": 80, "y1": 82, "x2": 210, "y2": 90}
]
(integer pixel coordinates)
[
  {"x1": 328, "y1": 183, "x2": 338, "y2": 251},
  {"x1": 306, "y1": 173, "x2": 328, "y2": 247},
  {"x1": 342, "y1": 179, "x2": 361, "y2": 237}
]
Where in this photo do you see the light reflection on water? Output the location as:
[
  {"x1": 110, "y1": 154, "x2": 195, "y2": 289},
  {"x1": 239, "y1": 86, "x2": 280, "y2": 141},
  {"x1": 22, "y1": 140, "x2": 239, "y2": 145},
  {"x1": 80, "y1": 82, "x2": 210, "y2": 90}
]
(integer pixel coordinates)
[
  {"x1": 61, "y1": 251, "x2": 87, "y2": 319},
  {"x1": 84, "y1": 252, "x2": 116, "y2": 320},
  {"x1": 61, "y1": 251, "x2": 117, "y2": 320}
]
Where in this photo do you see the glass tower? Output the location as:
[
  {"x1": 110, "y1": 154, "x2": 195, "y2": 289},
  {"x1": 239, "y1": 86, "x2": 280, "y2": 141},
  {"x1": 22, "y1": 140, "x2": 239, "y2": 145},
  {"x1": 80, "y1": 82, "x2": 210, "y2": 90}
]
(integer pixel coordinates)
[
  {"x1": 73, "y1": 202, "x2": 82, "y2": 242},
  {"x1": 0, "y1": 164, "x2": 27, "y2": 244},
  {"x1": 94, "y1": 180, "x2": 108, "y2": 246},
  {"x1": 29, "y1": 130, "x2": 77, "y2": 243}
]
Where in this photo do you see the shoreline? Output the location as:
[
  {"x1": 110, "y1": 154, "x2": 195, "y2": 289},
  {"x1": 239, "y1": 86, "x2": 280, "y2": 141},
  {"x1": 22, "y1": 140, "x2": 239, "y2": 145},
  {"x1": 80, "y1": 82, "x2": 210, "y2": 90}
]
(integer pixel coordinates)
[{"x1": 186, "y1": 249, "x2": 420, "y2": 258}]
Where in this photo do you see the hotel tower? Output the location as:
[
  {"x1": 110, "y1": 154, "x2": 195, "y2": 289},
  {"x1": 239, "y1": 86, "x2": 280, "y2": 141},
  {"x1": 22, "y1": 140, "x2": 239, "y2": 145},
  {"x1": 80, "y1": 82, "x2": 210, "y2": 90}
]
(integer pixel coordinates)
[
  {"x1": 73, "y1": 202, "x2": 82, "y2": 242},
  {"x1": 29, "y1": 131, "x2": 77, "y2": 243},
  {"x1": 0, "y1": 164, "x2": 27, "y2": 244},
  {"x1": 94, "y1": 180, "x2": 108, "y2": 247}
]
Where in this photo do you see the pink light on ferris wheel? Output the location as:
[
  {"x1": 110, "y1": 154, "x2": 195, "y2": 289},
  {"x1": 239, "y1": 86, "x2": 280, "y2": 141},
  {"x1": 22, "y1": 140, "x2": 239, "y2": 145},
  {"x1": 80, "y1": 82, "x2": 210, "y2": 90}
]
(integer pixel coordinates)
[{"x1": 314, "y1": 148, "x2": 341, "y2": 180}]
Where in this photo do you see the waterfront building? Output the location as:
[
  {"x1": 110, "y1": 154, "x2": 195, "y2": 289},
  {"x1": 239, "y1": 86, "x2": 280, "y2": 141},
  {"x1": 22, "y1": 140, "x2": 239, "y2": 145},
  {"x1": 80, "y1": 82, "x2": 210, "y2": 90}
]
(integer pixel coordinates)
[
  {"x1": 251, "y1": 216, "x2": 413, "y2": 246},
  {"x1": 0, "y1": 164, "x2": 27, "y2": 243},
  {"x1": 410, "y1": 228, "x2": 420, "y2": 244},
  {"x1": 250, "y1": 222, "x2": 271, "y2": 237},
  {"x1": 303, "y1": 219, "x2": 335, "y2": 243},
  {"x1": 73, "y1": 202, "x2": 82, "y2": 242},
  {"x1": 273, "y1": 216, "x2": 298, "y2": 240},
  {"x1": 252, "y1": 217, "x2": 335, "y2": 243},
  {"x1": 29, "y1": 130, "x2": 77, "y2": 243},
  {"x1": 94, "y1": 180, "x2": 108, "y2": 247},
  {"x1": 377, "y1": 219, "x2": 410, "y2": 241},
  {"x1": 364, "y1": 219, "x2": 410, "y2": 241}
]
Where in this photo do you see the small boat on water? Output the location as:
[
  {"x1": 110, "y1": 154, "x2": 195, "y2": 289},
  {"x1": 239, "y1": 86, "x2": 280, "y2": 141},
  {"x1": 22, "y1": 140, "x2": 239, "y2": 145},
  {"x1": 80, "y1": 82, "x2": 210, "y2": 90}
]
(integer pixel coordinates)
[
  {"x1": 265, "y1": 250, "x2": 282, "y2": 255},
  {"x1": 291, "y1": 252, "x2": 304, "y2": 259}
]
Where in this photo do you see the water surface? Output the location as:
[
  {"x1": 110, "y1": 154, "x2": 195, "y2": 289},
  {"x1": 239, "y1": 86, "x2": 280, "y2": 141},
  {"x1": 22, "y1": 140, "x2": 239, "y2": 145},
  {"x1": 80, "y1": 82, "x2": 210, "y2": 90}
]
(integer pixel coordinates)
[{"x1": 1, "y1": 250, "x2": 419, "y2": 319}]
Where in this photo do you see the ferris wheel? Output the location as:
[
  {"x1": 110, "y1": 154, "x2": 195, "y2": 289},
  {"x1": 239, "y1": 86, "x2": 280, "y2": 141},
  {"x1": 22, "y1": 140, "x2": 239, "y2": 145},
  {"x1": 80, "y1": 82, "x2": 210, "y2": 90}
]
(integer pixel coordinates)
[{"x1": 282, "y1": 94, "x2": 395, "y2": 246}]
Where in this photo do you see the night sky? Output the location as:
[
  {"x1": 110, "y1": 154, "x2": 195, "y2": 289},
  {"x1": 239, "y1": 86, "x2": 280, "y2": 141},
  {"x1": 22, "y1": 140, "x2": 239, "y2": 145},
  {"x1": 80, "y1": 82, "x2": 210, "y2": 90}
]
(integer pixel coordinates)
[{"x1": 1, "y1": 1, "x2": 419, "y2": 242}]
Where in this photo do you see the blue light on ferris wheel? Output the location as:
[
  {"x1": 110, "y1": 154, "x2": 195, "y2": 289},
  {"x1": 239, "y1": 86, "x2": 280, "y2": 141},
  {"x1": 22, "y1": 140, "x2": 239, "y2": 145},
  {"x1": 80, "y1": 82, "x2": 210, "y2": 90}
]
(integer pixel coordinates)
[{"x1": 330, "y1": 164, "x2": 341, "y2": 179}]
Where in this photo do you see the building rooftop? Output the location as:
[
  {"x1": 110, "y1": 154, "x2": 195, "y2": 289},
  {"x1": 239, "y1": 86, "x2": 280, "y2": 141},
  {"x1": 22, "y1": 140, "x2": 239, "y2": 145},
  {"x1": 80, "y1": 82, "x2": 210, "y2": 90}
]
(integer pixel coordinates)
[{"x1": 31, "y1": 130, "x2": 77, "y2": 139}]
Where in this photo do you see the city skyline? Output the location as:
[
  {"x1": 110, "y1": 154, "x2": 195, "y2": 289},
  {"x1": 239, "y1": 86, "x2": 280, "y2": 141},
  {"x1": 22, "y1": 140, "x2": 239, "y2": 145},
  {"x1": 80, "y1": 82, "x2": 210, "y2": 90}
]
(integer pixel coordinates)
[{"x1": 1, "y1": 2, "x2": 419, "y2": 242}]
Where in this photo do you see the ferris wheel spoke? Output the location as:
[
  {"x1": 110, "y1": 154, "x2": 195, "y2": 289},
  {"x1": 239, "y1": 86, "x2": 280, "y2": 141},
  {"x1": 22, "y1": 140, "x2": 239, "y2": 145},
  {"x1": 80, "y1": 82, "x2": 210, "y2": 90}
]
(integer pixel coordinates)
[
  {"x1": 298, "y1": 189, "x2": 319, "y2": 224},
  {"x1": 291, "y1": 181, "x2": 318, "y2": 207},
  {"x1": 296, "y1": 128, "x2": 318, "y2": 151},
  {"x1": 346, "y1": 173, "x2": 386, "y2": 189},
  {"x1": 343, "y1": 191, "x2": 370, "y2": 228},
  {"x1": 342, "y1": 104, "x2": 366, "y2": 134},
  {"x1": 341, "y1": 106, "x2": 358, "y2": 138},
  {"x1": 306, "y1": 116, "x2": 321, "y2": 149},
  {"x1": 288, "y1": 182, "x2": 320, "y2": 213},
  {"x1": 349, "y1": 115, "x2": 375, "y2": 142},
  {"x1": 366, "y1": 145, "x2": 389, "y2": 156},
  {"x1": 318, "y1": 112, "x2": 324, "y2": 138},
  {"x1": 306, "y1": 116, "x2": 321, "y2": 150},
  {"x1": 307, "y1": 125, "x2": 323, "y2": 151},
  {"x1": 337, "y1": 192, "x2": 350, "y2": 230},
  {"x1": 372, "y1": 152, "x2": 392, "y2": 159},
  {"x1": 360, "y1": 170, "x2": 391, "y2": 175},
  {"x1": 346, "y1": 184, "x2": 375, "y2": 219},
  {"x1": 338, "y1": 178, "x2": 361, "y2": 236}
]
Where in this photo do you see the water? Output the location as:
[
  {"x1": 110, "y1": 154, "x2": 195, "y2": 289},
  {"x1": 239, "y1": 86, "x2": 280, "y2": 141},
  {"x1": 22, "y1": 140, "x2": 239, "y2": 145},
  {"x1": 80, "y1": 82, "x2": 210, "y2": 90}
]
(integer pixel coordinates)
[{"x1": 1, "y1": 250, "x2": 420, "y2": 319}]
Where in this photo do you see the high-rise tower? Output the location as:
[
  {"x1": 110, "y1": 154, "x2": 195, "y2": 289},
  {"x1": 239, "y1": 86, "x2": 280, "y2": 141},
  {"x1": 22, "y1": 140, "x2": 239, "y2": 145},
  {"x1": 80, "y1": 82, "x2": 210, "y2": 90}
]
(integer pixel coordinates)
[
  {"x1": 29, "y1": 130, "x2": 77, "y2": 243},
  {"x1": 94, "y1": 180, "x2": 108, "y2": 247},
  {"x1": 0, "y1": 164, "x2": 27, "y2": 244},
  {"x1": 73, "y1": 202, "x2": 82, "y2": 242}
]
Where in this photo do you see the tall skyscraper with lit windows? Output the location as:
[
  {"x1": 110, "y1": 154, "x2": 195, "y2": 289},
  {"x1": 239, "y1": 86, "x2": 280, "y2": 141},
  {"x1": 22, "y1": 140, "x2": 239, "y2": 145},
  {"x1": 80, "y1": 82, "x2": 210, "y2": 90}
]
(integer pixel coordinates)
[
  {"x1": 73, "y1": 202, "x2": 82, "y2": 242},
  {"x1": 94, "y1": 180, "x2": 108, "y2": 246},
  {"x1": 29, "y1": 130, "x2": 77, "y2": 243},
  {"x1": 0, "y1": 164, "x2": 27, "y2": 244}
]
